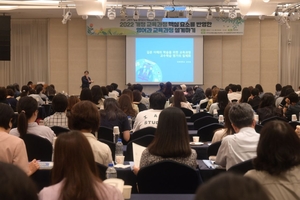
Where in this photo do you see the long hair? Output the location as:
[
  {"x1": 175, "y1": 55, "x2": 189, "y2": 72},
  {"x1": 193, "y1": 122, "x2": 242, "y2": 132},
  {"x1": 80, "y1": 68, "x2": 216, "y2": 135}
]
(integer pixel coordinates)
[
  {"x1": 222, "y1": 103, "x2": 235, "y2": 137},
  {"x1": 163, "y1": 82, "x2": 173, "y2": 99},
  {"x1": 80, "y1": 88, "x2": 92, "y2": 101},
  {"x1": 0, "y1": 103, "x2": 14, "y2": 130},
  {"x1": 253, "y1": 121, "x2": 300, "y2": 175},
  {"x1": 239, "y1": 87, "x2": 251, "y2": 103},
  {"x1": 52, "y1": 131, "x2": 104, "y2": 200},
  {"x1": 118, "y1": 94, "x2": 136, "y2": 118},
  {"x1": 259, "y1": 93, "x2": 275, "y2": 108},
  {"x1": 148, "y1": 107, "x2": 191, "y2": 158},
  {"x1": 17, "y1": 97, "x2": 38, "y2": 137},
  {"x1": 173, "y1": 90, "x2": 186, "y2": 108},
  {"x1": 91, "y1": 85, "x2": 104, "y2": 105},
  {"x1": 101, "y1": 98, "x2": 127, "y2": 121},
  {"x1": 217, "y1": 90, "x2": 229, "y2": 111},
  {"x1": 122, "y1": 89, "x2": 134, "y2": 102}
]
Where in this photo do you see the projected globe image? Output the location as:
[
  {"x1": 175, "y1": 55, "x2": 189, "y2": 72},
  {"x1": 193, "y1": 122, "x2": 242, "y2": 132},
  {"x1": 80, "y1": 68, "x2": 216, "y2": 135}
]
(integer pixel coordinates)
[{"x1": 136, "y1": 59, "x2": 162, "y2": 82}]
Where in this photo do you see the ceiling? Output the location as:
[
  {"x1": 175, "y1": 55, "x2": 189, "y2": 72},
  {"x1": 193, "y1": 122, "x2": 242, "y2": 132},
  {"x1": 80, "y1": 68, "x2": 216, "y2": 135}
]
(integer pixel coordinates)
[{"x1": 0, "y1": 0, "x2": 299, "y2": 19}]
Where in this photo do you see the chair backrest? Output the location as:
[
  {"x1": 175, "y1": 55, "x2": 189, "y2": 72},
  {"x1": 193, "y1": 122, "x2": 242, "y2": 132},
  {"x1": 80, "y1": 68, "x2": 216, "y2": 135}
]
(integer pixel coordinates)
[
  {"x1": 181, "y1": 107, "x2": 194, "y2": 117},
  {"x1": 99, "y1": 139, "x2": 116, "y2": 161},
  {"x1": 137, "y1": 160, "x2": 202, "y2": 194},
  {"x1": 96, "y1": 162, "x2": 108, "y2": 181},
  {"x1": 97, "y1": 126, "x2": 114, "y2": 142},
  {"x1": 260, "y1": 117, "x2": 288, "y2": 126},
  {"x1": 130, "y1": 127, "x2": 156, "y2": 141},
  {"x1": 197, "y1": 123, "x2": 224, "y2": 142},
  {"x1": 21, "y1": 134, "x2": 53, "y2": 161},
  {"x1": 190, "y1": 112, "x2": 212, "y2": 122},
  {"x1": 194, "y1": 116, "x2": 218, "y2": 131},
  {"x1": 207, "y1": 141, "x2": 222, "y2": 157},
  {"x1": 228, "y1": 159, "x2": 254, "y2": 175},
  {"x1": 255, "y1": 124, "x2": 263, "y2": 133},
  {"x1": 289, "y1": 121, "x2": 300, "y2": 130},
  {"x1": 50, "y1": 126, "x2": 69, "y2": 136},
  {"x1": 125, "y1": 135, "x2": 154, "y2": 161},
  {"x1": 199, "y1": 101, "x2": 208, "y2": 109}
]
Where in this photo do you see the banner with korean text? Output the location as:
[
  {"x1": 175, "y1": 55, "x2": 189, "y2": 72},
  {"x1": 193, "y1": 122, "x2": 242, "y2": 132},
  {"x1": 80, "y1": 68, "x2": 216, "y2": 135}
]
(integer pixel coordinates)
[{"x1": 86, "y1": 17, "x2": 244, "y2": 36}]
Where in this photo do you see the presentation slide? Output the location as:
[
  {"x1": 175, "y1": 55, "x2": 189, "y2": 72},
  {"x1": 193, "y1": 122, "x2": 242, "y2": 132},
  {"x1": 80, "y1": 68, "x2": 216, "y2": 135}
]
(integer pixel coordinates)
[{"x1": 126, "y1": 36, "x2": 203, "y2": 85}]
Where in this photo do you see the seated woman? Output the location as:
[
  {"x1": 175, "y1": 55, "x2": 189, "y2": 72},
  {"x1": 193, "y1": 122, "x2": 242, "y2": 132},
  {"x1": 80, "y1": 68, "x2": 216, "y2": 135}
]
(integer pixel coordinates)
[
  {"x1": 122, "y1": 89, "x2": 139, "y2": 114},
  {"x1": 133, "y1": 107, "x2": 197, "y2": 174},
  {"x1": 132, "y1": 90, "x2": 147, "y2": 112},
  {"x1": 91, "y1": 85, "x2": 105, "y2": 110},
  {"x1": 100, "y1": 98, "x2": 131, "y2": 142},
  {"x1": 0, "y1": 103, "x2": 39, "y2": 176},
  {"x1": 170, "y1": 90, "x2": 194, "y2": 112},
  {"x1": 118, "y1": 94, "x2": 137, "y2": 120},
  {"x1": 208, "y1": 90, "x2": 229, "y2": 115},
  {"x1": 38, "y1": 131, "x2": 123, "y2": 200},
  {"x1": 9, "y1": 96, "x2": 56, "y2": 144},
  {"x1": 256, "y1": 92, "x2": 283, "y2": 122},
  {"x1": 245, "y1": 121, "x2": 300, "y2": 200}
]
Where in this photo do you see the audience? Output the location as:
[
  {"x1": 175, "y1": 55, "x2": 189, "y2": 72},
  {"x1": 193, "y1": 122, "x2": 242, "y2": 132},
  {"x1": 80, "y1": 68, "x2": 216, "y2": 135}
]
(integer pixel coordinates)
[
  {"x1": 79, "y1": 88, "x2": 93, "y2": 101},
  {"x1": 66, "y1": 95, "x2": 80, "y2": 115},
  {"x1": 163, "y1": 81, "x2": 173, "y2": 100},
  {"x1": 199, "y1": 88, "x2": 211, "y2": 110},
  {"x1": 118, "y1": 94, "x2": 137, "y2": 119},
  {"x1": 38, "y1": 130, "x2": 123, "y2": 200},
  {"x1": 208, "y1": 89, "x2": 229, "y2": 115},
  {"x1": 9, "y1": 96, "x2": 56, "y2": 144},
  {"x1": 227, "y1": 84, "x2": 241, "y2": 102},
  {"x1": 122, "y1": 89, "x2": 139, "y2": 114},
  {"x1": 206, "y1": 86, "x2": 219, "y2": 111},
  {"x1": 215, "y1": 103, "x2": 260, "y2": 170},
  {"x1": 133, "y1": 84, "x2": 149, "y2": 108},
  {"x1": 192, "y1": 87, "x2": 205, "y2": 105},
  {"x1": 91, "y1": 85, "x2": 105, "y2": 109},
  {"x1": 239, "y1": 87, "x2": 251, "y2": 103},
  {"x1": 245, "y1": 121, "x2": 300, "y2": 200},
  {"x1": 132, "y1": 90, "x2": 147, "y2": 112},
  {"x1": 256, "y1": 92, "x2": 283, "y2": 122},
  {"x1": 171, "y1": 90, "x2": 194, "y2": 112},
  {"x1": 283, "y1": 92, "x2": 300, "y2": 121},
  {"x1": 68, "y1": 101, "x2": 112, "y2": 166},
  {"x1": 185, "y1": 86, "x2": 194, "y2": 103},
  {"x1": 255, "y1": 84, "x2": 265, "y2": 98},
  {"x1": 247, "y1": 88, "x2": 260, "y2": 111}
]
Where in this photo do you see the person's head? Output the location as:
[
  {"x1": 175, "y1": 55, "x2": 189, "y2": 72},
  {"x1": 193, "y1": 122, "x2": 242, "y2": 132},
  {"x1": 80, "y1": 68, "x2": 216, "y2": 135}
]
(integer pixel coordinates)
[
  {"x1": 255, "y1": 84, "x2": 264, "y2": 93},
  {"x1": 122, "y1": 89, "x2": 134, "y2": 102},
  {"x1": 118, "y1": 94, "x2": 136, "y2": 117},
  {"x1": 149, "y1": 92, "x2": 167, "y2": 109},
  {"x1": 20, "y1": 85, "x2": 29, "y2": 97},
  {"x1": 6, "y1": 89, "x2": 15, "y2": 97},
  {"x1": 68, "y1": 101, "x2": 100, "y2": 133},
  {"x1": 159, "y1": 82, "x2": 164, "y2": 90},
  {"x1": 229, "y1": 103, "x2": 255, "y2": 130},
  {"x1": 91, "y1": 85, "x2": 104, "y2": 105},
  {"x1": 180, "y1": 84, "x2": 187, "y2": 92},
  {"x1": 205, "y1": 88, "x2": 212, "y2": 98},
  {"x1": 211, "y1": 87, "x2": 220, "y2": 102},
  {"x1": 240, "y1": 87, "x2": 251, "y2": 103},
  {"x1": 287, "y1": 92, "x2": 299, "y2": 104},
  {"x1": 133, "y1": 90, "x2": 142, "y2": 102},
  {"x1": 195, "y1": 173, "x2": 270, "y2": 200},
  {"x1": 84, "y1": 70, "x2": 89, "y2": 75},
  {"x1": 276, "y1": 83, "x2": 282, "y2": 92},
  {"x1": 254, "y1": 121, "x2": 300, "y2": 175},
  {"x1": 229, "y1": 84, "x2": 237, "y2": 92},
  {"x1": 186, "y1": 86, "x2": 193, "y2": 95},
  {"x1": 17, "y1": 97, "x2": 38, "y2": 137},
  {"x1": 236, "y1": 84, "x2": 242, "y2": 92},
  {"x1": 148, "y1": 107, "x2": 191, "y2": 158},
  {"x1": 110, "y1": 83, "x2": 118, "y2": 90},
  {"x1": 52, "y1": 130, "x2": 100, "y2": 200},
  {"x1": 52, "y1": 93, "x2": 68, "y2": 112},
  {"x1": 259, "y1": 93, "x2": 275, "y2": 108},
  {"x1": 217, "y1": 90, "x2": 229, "y2": 110},
  {"x1": 251, "y1": 88, "x2": 259, "y2": 96},
  {"x1": 100, "y1": 86, "x2": 109, "y2": 96},
  {"x1": 223, "y1": 103, "x2": 235, "y2": 136},
  {"x1": 27, "y1": 81, "x2": 33, "y2": 87},
  {"x1": 0, "y1": 162, "x2": 38, "y2": 200},
  {"x1": 0, "y1": 87, "x2": 7, "y2": 101},
  {"x1": 133, "y1": 84, "x2": 143, "y2": 92},
  {"x1": 35, "y1": 85, "x2": 43, "y2": 94},
  {"x1": 106, "y1": 85, "x2": 113, "y2": 92},
  {"x1": 13, "y1": 83, "x2": 20, "y2": 91},
  {"x1": 67, "y1": 96, "x2": 80, "y2": 111},
  {"x1": 0, "y1": 103, "x2": 14, "y2": 131},
  {"x1": 173, "y1": 90, "x2": 186, "y2": 108},
  {"x1": 80, "y1": 88, "x2": 92, "y2": 101}
]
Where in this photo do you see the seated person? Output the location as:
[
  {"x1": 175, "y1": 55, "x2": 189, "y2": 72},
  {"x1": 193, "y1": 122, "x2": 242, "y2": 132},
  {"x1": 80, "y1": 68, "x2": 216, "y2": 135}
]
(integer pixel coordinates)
[
  {"x1": 133, "y1": 107, "x2": 197, "y2": 174},
  {"x1": 0, "y1": 103, "x2": 39, "y2": 176},
  {"x1": 170, "y1": 90, "x2": 194, "y2": 113},
  {"x1": 256, "y1": 92, "x2": 283, "y2": 122},
  {"x1": 247, "y1": 88, "x2": 260, "y2": 111},
  {"x1": 39, "y1": 131, "x2": 123, "y2": 200},
  {"x1": 245, "y1": 121, "x2": 300, "y2": 200},
  {"x1": 283, "y1": 92, "x2": 300, "y2": 121},
  {"x1": 43, "y1": 93, "x2": 68, "y2": 128},
  {"x1": 68, "y1": 100, "x2": 112, "y2": 166},
  {"x1": 9, "y1": 96, "x2": 56, "y2": 144},
  {"x1": 132, "y1": 92, "x2": 166, "y2": 132},
  {"x1": 215, "y1": 103, "x2": 260, "y2": 170}
]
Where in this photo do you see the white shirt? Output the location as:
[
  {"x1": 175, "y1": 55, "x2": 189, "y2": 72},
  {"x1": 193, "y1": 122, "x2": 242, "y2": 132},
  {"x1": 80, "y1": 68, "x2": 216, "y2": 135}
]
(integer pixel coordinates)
[
  {"x1": 132, "y1": 109, "x2": 162, "y2": 132},
  {"x1": 208, "y1": 102, "x2": 219, "y2": 114},
  {"x1": 82, "y1": 132, "x2": 112, "y2": 166},
  {"x1": 227, "y1": 92, "x2": 241, "y2": 102},
  {"x1": 215, "y1": 127, "x2": 260, "y2": 170},
  {"x1": 9, "y1": 122, "x2": 56, "y2": 144}
]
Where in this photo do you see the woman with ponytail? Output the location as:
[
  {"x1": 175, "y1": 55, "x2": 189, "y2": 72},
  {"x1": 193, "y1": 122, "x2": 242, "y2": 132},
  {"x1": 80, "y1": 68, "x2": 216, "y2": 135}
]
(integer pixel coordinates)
[{"x1": 9, "y1": 96, "x2": 56, "y2": 144}]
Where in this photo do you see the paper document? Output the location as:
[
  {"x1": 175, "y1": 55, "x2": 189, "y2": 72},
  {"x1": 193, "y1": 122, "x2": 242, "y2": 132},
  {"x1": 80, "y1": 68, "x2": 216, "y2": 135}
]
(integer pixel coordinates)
[{"x1": 132, "y1": 142, "x2": 146, "y2": 167}]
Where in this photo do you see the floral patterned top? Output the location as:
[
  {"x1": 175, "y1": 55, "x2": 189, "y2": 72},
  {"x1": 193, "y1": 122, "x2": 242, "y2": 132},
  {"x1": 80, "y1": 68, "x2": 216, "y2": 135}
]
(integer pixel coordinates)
[{"x1": 139, "y1": 148, "x2": 198, "y2": 169}]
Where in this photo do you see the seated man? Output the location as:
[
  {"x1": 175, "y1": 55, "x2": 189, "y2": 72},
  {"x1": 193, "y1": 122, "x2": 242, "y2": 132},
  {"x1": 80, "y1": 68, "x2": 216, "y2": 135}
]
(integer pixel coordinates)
[
  {"x1": 132, "y1": 92, "x2": 166, "y2": 132},
  {"x1": 227, "y1": 84, "x2": 241, "y2": 102},
  {"x1": 215, "y1": 103, "x2": 260, "y2": 170},
  {"x1": 43, "y1": 93, "x2": 68, "y2": 129}
]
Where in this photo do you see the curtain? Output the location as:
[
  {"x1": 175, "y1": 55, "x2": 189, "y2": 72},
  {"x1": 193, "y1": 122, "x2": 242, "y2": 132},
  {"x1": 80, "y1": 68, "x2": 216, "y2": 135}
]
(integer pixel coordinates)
[
  {"x1": 0, "y1": 19, "x2": 48, "y2": 87},
  {"x1": 280, "y1": 21, "x2": 300, "y2": 89}
]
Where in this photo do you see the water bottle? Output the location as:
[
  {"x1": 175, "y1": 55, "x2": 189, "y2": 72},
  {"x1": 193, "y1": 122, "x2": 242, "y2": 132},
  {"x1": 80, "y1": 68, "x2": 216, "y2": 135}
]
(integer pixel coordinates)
[
  {"x1": 113, "y1": 126, "x2": 120, "y2": 143},
  {"x1": 115, "y1": 138, "x2": 123, "y2": 157},
  {"x1": 218, "y1": 115, "x2": 224, "y2": 125},
  {"x1": 106, "y1": 163, "x2": 117, "y2": 179}
]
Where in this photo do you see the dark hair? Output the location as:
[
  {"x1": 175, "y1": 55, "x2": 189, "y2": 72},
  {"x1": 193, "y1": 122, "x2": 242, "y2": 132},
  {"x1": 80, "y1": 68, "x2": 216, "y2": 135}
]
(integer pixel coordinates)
[
  {"x1": 80, "y1": 88, "x2": 92, "y2": 101},
  {"x1": 276, "y1": 83, "x2": 282, "y2": 92},
  {"x1": 45, "y1": 85, "x2": 56, "y2": 97},
  {"x1": 6, "y1": 89, "x2": 15, "y2": 97},
  {"x1": 118, "y1": 94, "x2": 136, "y2": 118},
  {"x1": 149, "y1": 92, "x2": 166, "y2": 109},
  {"x1": 173, "y1": 90, "x2": 186, "y2": 108},
  {"x1": 20, "y1": 85, "x2": 29, "y2": 97},
  {"x1": 110, "y1": 83, "x2": 118, "y2": 90},
  {"x1": 17, "y1": 97, "x2": 38, "y2": 137},
  {"x1": 163, "y1": 82, "x2": 173, "y2": 99},
  {"x1": 253, "y1": 121, "x2": 300, "y2": 175},
  {"x1": 91, "y1": 85, "x2": 104, "y2": 105},
  {"x1": 195, "y1": 173, "x2": 270, "y2": 200},
  {"x1": 52, "y1": 131, "x2": 102, "y2": 200},
  {"x1": 217, "y1": 90, "x2": 229, "y2": 111},
  {"x1": 0, "y1": 103, "x2": 14, "y2": 130},
  {"x1": 68, "y1": 101, "x2": 100, "y2": 133},
  {"x1": 236, "y1": 84, "x2": 242, "y2": 92},
  {"x1": 239, "y1": 87, "x2": 251, "y2": 103},
  {"x1": 84, "y1": 70, "x2": 89, "y2": 74},
  {"x1": 100, "y1": 86, "x2": 109, "y2": 96},
  {"x1": 106, "y1": 85, "x2": 113, "y2": 92},
  {"x1": 287, "y1": 92, "x2": 299, "y2": 103},
  {"x1": 148, "y1": 107, "x2": 191, "y2": 158},
  {"x1": 0, "y1": 162, "x2": 38, "y2": 200},
  {"x1": 205, "y1": 88, "x2": 212, "y2": 98},
  {"x1": 259, "y1": 93, "x2": 275, "y2": 108},
  {"x1": 35, "y1": 85, "x2": 43, "y2": 94},
  {"x1": 251, "y1": 88, "x2": 259, "y2": 96},
  {"x1": 255, "y1": 84, "x2": 264, "y2": 93},
  {"x1": 0, "y1": 87, "x2": 7, "y2": 101},
  {"x1": 67, "y1": 96, "x2": 80, "y2": 111},
  {"x1": 101, "y1": 98, "x2": 127, "y2": 121},
  {"x1": 230, "y1": 84, "x2": 238, "y2": 92},
  {"x1": 122, "y1": 89, "x2": 134, "y2": 102},
  {"x1": 27, "y1": 81, "x2": 33, "y2": 86},
  {"x1": 133, "y1": 84, "x2": 143, "y2": 92},
  {"x1": 52, "y1": 93, "x2": 68, "y2": 112},
  {"x1": 222, "y1": 103, "x2": 235, "y2": 137},
  {"x1": 229, "y1": 103, "x2": 254, "y2": 129},
  {"x1": 133, "y1": 90, "x2": 142, "y2": 102},
  {"x1": 211, "y1": 87, "x2": 220, "y2": 103}
]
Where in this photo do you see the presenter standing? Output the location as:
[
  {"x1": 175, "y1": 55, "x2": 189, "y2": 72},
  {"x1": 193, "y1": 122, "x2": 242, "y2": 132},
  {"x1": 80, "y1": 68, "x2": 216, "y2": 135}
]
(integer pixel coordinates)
[{"x1": 81, "y1": 70, "x2": 93, "y2": 89}]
